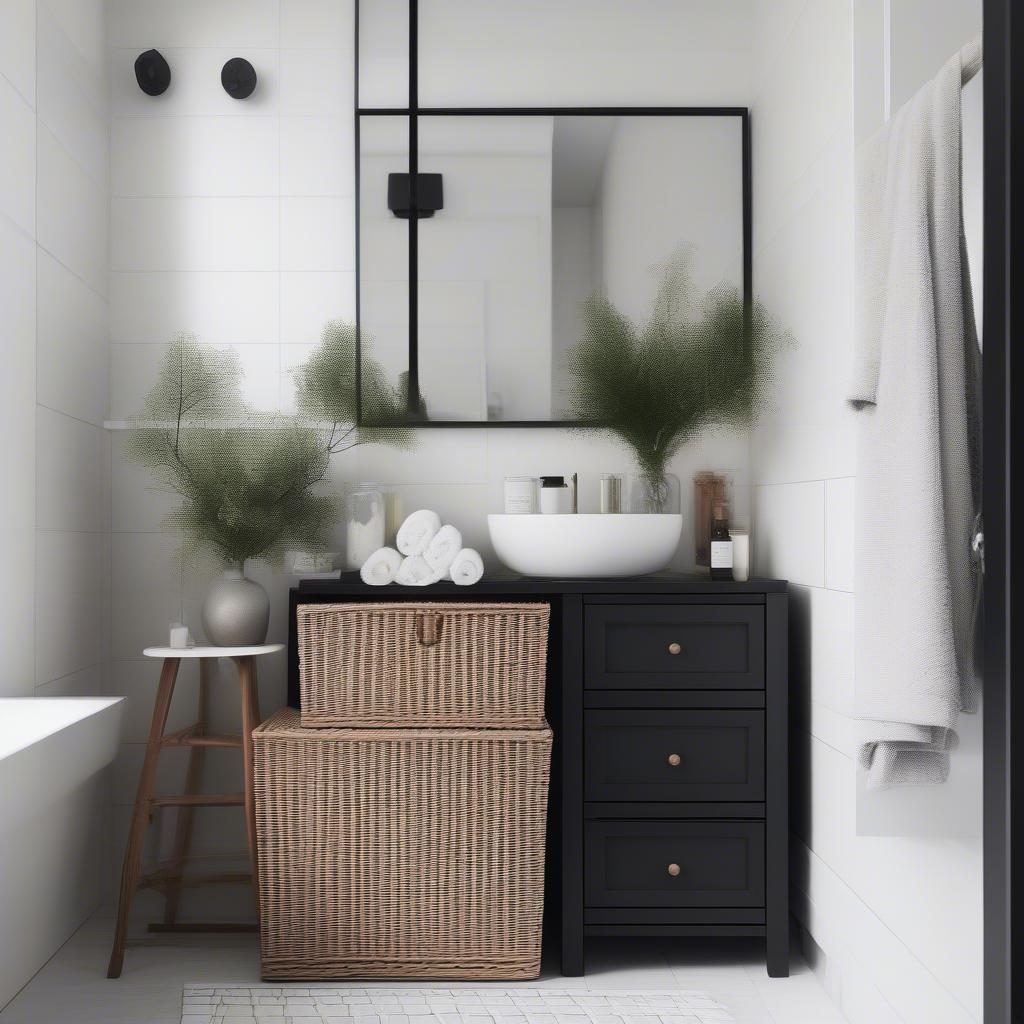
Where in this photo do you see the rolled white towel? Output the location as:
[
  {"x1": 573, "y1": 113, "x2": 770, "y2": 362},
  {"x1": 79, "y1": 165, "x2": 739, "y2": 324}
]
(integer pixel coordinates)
[
  {"x1": 360, "y1": 546, "x2": 402, "y2": 586},
  {"x1": 424, "y1": 524, "x2": 463, "y2": 572},
  {"x1": 396, "y1": 509, "x2": 442, "y2": 556},
  {"x1": 395, "y1": 554, "x2": 444, "y2": 587},
  {"x1": 449, "y1": 547, "x2": 484, "y2": 586}
]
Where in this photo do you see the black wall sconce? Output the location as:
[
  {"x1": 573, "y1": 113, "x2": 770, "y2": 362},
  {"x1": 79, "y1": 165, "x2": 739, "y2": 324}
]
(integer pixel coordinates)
[
  {"x1": 221, "y1": 57, "x2": 257, "y2": 99},
  {"x1": 134, "y1": 49, "x2": 171, "y2": 96},
  {"x1": 387, "y1": 173, "x2": 444, "y2": 219}
]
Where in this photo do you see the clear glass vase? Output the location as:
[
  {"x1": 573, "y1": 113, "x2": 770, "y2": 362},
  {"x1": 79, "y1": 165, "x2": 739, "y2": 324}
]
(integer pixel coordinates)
[
  {"x1": 345, "y1": 483, "x2": 385, "y2": 570},
  {"x1": 628, "y1": 471, "x2": 681, "y2": 514}
]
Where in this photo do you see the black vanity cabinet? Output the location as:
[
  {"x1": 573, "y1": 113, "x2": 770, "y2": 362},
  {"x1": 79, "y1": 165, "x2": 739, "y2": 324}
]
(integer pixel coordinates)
[{"x1": 288, "y1": 575, "x2": 788, "y2": 977}]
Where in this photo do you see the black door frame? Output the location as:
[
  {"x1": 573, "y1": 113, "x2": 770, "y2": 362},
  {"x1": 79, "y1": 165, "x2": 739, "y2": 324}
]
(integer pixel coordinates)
[{"x1": 983, "y1": 0, "x2": 1018, "y2": 1021}]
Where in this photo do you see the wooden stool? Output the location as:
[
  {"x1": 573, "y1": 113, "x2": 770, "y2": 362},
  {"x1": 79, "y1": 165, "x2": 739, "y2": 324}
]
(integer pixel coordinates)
[{"x1": 107, "y1": 643, "x2": 284, "y2": 979}]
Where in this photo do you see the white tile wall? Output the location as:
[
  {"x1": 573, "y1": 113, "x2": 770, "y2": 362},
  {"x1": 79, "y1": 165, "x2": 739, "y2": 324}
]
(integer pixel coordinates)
[
  {"x1": 36, "y1": 251, "x2": 110, "y2": 424},
  {"x1": 807, "y1": 585, "x2": 855, "y2": 715},
  {"x1": 33, "y1": 0, "x2": 111, "y2": 711},
  {"x1": 752, "y1": 1, "x2": 983, "y2": 1020},
  {"x1": 35, "y1": 406, "x2": 108, "y2": 534},
  {"x1": 111, "y1": 197, "x2": 279, "y2": 272},
  {"x1": 280, "y1": 197, "x2": 355, "y2": 271},
  {"x1": 0, "y1": 214, "x2": 36, "y2": 697},
  {"x1": 36, "y1": 124, "x2": 109, "y2": 294},
  {"x1": 111, "y1": 116, "x2": 279, "y2": 197},
  {"x1": 110, "y1": 532, "x2": 184, "y2": 661},
  {"x1": 280, "y1": 117, "x2": 354, "y2": 195},
  {"x1": 106, "y1": 0, "x2": 280, "y2": 49},
  {"x1": 281, "y1": 0, "x2": 356, "y2": 48},
  {"x1": 41, "y1": 0, "x2": 106, "y2": 74},
  {"x1": 110, "y1": 271, "x2": 281, "y2": 345},
  {"x1": 824, "y1": 477, "x2": 854, "y2": 591},
  {"x1": 415, "y1": 0, "x2": 754, "y2": 108},
  {"x1": 752, "y1": 481, "x2": 825, "y2": 588},
  {"x1": 280, "y1": 48, "x2": 353, "y2": 116},
  {"x1": 35, "y1": 530, "x2": 105, "y2": 686},
  {"x1": 33, "y1": 662, "x2": 103, "y2": 698},
  {"x1": 36, "y1": 2, "x2": 108, "y2": 186},
  {"x1": 0, "y1": 0, "x2": 37, "y2": 106},
  {"x1": 0, "y1": 76, "x2": 35, "y2": 235}
]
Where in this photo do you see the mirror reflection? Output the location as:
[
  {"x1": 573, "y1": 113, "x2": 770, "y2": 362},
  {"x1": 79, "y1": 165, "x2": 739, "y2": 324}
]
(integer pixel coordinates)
[{"x1": 358, "y1": 113, "x2": 745, "y2": 423}]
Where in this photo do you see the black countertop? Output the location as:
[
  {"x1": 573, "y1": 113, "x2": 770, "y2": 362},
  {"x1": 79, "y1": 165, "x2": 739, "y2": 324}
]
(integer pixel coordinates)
[{"x1": 295, "y1": 571, "x2": 788, "y2": 597}]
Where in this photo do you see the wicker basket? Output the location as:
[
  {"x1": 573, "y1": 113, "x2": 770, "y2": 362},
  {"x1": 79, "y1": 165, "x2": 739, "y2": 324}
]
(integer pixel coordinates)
[
  {"x1": 296, "y1": 602, "x2": 550, "y2": 728},
  {"x1": 254, "y1": 708, "x2": 552, "y2": 980}
]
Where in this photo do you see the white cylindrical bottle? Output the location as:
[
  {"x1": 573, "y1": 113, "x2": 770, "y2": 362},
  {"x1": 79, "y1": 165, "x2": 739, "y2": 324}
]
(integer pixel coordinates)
[
  {"x1": 539, "y1": 476, "x2": 572, "y2": 514},
  {"x1": 731, "y1": 529, "x2": 750, "y2": 582}
]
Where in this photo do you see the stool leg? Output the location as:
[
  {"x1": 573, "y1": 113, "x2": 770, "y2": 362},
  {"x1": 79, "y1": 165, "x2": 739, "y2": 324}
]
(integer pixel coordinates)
[
  {"x1": 248, "y1": 659, "x2": 261, "y2": 723},
  {"x1": 108, "y1": 657, "x2": 180, "y2": 978},
  {"x1": 234, "y1": 656, "x2": 262, "y2": 918},
  {"x1": 162, "y1": 659, "x2": 210, "y2": 926}
]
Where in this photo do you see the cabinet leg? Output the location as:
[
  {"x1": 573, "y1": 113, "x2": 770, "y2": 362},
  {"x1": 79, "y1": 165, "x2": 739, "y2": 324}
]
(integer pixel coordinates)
[
  {"x1": 561, "y1": 933, "x2": 584, "y2": 976},
  {"x1": 766, "y1": 916, "x2": 790, "y2": 978},
  {"x1": 108, "y1": 657, "x2": 180, "y2": 978}
]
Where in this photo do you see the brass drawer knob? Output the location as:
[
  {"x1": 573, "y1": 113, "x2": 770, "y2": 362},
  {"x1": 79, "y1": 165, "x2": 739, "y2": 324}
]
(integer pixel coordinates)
[
  {"x1": 668, "y1": 642, "x2": 682, "y2": 655},
  {"x1": 667, "y1": 753, "x2": 682, "y2": 766},
  {"x1": 667, "y1": 863, "x2": 681, "y2": 877}
]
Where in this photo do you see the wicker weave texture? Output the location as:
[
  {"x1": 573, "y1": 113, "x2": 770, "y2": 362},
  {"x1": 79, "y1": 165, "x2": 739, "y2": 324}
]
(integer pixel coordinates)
[
  {"x1": 254, "y1": 709, "x2": 553, "y2": 980},
  {"x1": 297, "y1": 602, "x2": 550, "y2": 728}
]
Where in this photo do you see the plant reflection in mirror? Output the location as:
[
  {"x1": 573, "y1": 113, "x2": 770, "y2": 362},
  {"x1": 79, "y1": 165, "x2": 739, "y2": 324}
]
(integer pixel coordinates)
[
  {"x1": 563, "y1": 249, "x2": 790, "y2": 512},
  {"x1": 123, "y1": 322, "x2": 413, "y2": 571}
]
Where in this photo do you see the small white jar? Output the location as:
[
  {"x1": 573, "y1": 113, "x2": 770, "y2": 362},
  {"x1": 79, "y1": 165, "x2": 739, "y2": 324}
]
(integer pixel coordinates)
[
  {"x1": 504, "y1": 476, "x2": 537, "y2": 514},
  {"x1": 539, "y1": 476, "x2": 572, "y2": 514}
]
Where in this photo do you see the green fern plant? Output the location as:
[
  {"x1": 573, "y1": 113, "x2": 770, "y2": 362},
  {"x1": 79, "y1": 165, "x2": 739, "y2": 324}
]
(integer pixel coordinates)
[
  {"x1": 564, "y1": 253, "x2": 788, "y2": 510},
  {"x1": 124, "y1": 323, "x2": 412, "y2": 570}
]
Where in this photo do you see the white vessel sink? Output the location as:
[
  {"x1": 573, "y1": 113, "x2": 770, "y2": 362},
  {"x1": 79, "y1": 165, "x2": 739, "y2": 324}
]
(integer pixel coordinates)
[{"x1": 487, "y1": 513, "x2": 682, "y2": 578}]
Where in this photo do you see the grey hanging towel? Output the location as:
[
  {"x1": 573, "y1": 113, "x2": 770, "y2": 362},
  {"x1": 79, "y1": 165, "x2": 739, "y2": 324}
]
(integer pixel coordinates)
[{"x1": 849, "y1": 45, "x2": 981, "y2": 789}]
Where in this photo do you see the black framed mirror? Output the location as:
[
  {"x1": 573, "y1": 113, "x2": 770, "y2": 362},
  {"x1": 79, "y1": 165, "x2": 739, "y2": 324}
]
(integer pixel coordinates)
[{"x1": 355, "y1": 1, "x2": 750, "y2": 427}]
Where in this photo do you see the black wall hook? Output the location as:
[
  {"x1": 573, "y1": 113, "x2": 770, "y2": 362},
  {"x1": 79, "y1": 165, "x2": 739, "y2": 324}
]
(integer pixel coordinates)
[
  {"x1": 134, "y1": 49, "x2": 171, "y2": 96},
  {"x1": 221, "y1": 57, "x2": 257, "y2": 99}
]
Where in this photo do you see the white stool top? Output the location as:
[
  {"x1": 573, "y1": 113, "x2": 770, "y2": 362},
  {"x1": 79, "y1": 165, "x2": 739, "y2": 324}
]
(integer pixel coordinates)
[{"x1": 143, "y1": 644, "x2": 285, "y2": 659}]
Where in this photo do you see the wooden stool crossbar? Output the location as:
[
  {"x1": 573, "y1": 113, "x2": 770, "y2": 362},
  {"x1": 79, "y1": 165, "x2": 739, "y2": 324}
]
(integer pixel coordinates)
[{"x1": 107, "y1": 643, "x2": 283, "y2": 978}]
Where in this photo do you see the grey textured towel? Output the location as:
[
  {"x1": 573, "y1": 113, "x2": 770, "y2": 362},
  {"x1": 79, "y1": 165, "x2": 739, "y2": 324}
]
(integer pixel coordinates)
[{"x1": 850, "y1": 48, "x2": 981, "y2": 789}]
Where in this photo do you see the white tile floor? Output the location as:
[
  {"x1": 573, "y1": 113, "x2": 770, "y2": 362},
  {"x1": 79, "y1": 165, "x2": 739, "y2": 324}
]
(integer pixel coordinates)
[{"x1": 0, "y1": 915, "x2": 846, "y2": 1024}]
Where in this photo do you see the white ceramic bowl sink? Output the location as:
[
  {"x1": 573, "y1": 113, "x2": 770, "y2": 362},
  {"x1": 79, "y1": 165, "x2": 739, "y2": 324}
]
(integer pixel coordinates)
[{"x1": 487, "y1": 513, "x2": 682, "y2": 578}]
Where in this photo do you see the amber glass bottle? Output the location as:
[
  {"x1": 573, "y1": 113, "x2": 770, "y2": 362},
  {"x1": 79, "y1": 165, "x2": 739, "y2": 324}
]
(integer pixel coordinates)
[{"x1": 709, "y1": 504, "x2": 734, "y2": 581}]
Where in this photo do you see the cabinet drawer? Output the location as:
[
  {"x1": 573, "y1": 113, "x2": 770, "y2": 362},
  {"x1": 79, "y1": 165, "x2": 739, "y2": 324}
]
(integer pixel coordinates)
[
  {"x1": 585, "y1": 605, "x2": 764, "y2": 689},
  {"x1": 585, "y1": 821, "x2": 765, "y2": 908},
  {"x1": 585, "y1": 710, "x2": 764, "y2": 801}
]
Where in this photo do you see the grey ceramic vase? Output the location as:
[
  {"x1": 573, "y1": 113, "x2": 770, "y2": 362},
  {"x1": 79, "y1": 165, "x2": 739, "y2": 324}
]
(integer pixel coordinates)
[{"x1": 201, "y1": 566, "x2": 269, "y2": 647}]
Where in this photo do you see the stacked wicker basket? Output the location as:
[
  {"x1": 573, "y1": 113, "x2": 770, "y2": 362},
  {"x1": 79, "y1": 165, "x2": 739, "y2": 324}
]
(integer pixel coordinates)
[{"x1": 253, "y1": 602, "x2": 553, "y2": 980}]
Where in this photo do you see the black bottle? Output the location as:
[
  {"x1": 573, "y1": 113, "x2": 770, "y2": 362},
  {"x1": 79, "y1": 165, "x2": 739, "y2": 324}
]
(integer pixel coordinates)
[{"x1": 709, "y1": 505, "x2": 734, "y2": 581}]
